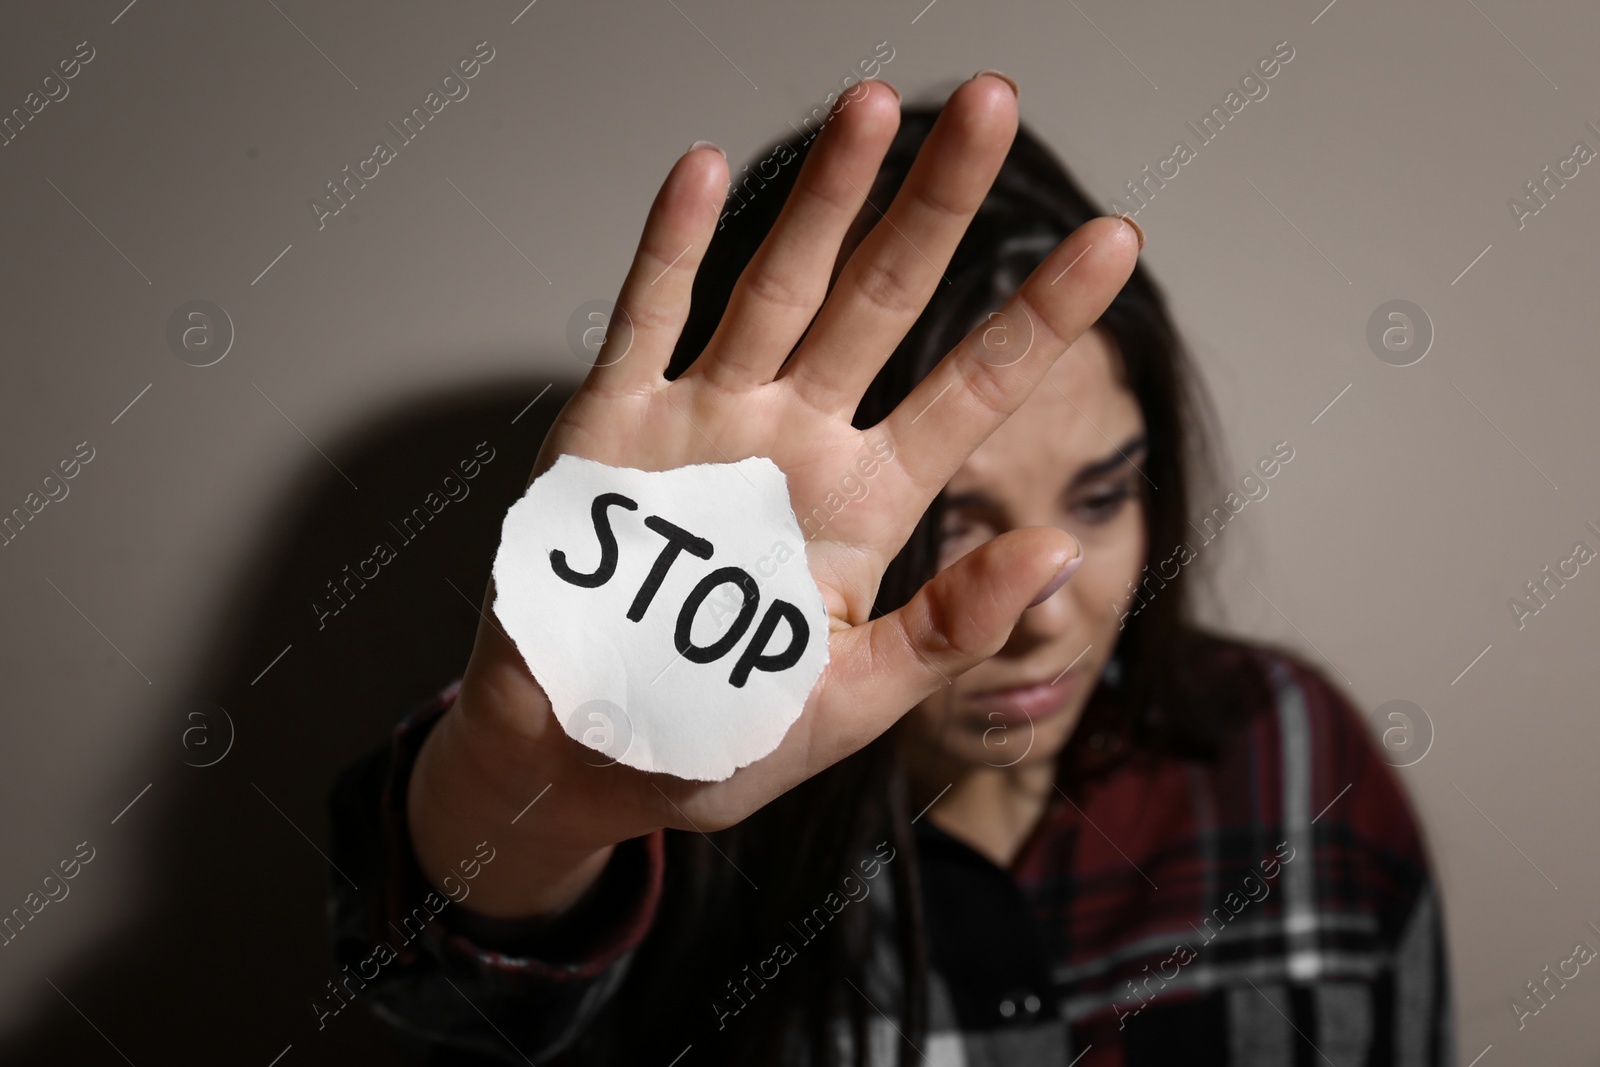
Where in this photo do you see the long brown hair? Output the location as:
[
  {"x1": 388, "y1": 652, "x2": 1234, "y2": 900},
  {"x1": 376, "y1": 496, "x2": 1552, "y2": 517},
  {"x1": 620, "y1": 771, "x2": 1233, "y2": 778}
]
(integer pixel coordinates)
[{"x1": 587, "y1": 102, "x2": 1238, "y2": 1067}]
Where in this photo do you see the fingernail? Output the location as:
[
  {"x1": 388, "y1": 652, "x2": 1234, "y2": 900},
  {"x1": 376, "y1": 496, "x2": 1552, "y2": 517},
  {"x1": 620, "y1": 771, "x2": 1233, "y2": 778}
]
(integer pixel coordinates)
[
  {"x1": 688, "y1": 140, "x2": 726, "y2": 158},
  {"x1": 972, "y1": 70, "x2": 1020, "y2": 97},
  {"x1": 874, "y1": 79, "x2": 902, "y2": 103},
  {"x1": 1112, "y1": 213, "x2": 1145, "y2": 251},
  {"x1": 1028, "y1": 537, "x2": 1084, "y2": 607}
]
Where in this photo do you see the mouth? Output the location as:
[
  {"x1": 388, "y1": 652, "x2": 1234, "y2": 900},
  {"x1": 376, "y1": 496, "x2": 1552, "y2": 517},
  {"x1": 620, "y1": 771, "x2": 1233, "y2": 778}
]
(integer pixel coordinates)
[{"x1": 965, "y1": 669, "x2": 1081, "y2": 728}]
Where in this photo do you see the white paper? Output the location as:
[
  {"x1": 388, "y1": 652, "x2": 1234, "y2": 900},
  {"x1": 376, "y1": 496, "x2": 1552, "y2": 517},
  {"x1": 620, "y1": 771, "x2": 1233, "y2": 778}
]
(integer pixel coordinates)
[{"x1": 491, "y1": 454, "x2": 830, "y2": 781}]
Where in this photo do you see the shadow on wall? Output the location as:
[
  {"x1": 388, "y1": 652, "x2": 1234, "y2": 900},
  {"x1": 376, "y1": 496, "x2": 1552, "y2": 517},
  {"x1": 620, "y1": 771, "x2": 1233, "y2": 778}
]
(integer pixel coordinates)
[{"x1": 0, "y1": 374, "x2": 575, "y2": 1066}]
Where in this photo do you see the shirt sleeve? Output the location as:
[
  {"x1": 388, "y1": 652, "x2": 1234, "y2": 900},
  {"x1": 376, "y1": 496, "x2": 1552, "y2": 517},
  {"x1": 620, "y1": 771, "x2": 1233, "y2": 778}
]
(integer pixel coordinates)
[
  {"x1": 1280, "y1": 652, "x2": 1455, "y2": 1067},
  {"x1": 325, "y1": 679, "x2": 666, "y2": 1064},
  {"x1": 1388, "y1": 876, "x2": 1454, "y2": 1066}
]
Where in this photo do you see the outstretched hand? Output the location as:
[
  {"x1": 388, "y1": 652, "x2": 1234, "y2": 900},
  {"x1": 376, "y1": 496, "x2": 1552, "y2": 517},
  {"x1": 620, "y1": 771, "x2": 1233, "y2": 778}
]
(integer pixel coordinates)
[{"x1": 414, "y1": 73, "x2": 1140, "y2": 917}]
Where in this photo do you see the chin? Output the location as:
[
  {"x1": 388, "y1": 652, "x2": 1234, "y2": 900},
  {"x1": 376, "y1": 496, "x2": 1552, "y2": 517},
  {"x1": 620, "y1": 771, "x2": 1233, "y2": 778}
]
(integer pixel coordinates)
[
  {"x1": 925, "y1": 711, "x2": 1080, "y2": 773},
  {"x1": 905, "y1": 680, "x2": 1092, "y2": 774}
]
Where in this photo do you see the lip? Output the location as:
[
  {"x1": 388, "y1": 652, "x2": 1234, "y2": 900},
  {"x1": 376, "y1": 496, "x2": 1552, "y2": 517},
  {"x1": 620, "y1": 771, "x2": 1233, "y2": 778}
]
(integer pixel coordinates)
[{"x1": 966, "y1": 671, "x2": 1080, "y2": 728}]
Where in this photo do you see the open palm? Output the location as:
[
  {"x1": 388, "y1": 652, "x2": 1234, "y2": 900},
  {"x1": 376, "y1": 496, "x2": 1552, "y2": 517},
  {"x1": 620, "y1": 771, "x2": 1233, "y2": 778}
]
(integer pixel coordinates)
[{"x1": 455, "y1": 74, "x2": 1140, "y2": 839}]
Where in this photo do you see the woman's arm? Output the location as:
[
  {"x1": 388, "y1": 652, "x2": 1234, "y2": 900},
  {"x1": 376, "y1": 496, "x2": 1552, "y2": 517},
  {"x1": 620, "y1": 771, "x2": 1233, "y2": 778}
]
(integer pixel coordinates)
[
  {"x1": 328, "y1": 683, "x2": 667, "y2": 1063},
  {"x1": 407, "y1": 677, "x2": 621, "y2": 921}
]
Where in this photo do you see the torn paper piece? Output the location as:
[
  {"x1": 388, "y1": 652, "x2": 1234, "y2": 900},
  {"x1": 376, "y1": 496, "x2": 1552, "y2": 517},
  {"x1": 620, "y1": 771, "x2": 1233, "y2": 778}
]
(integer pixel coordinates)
[{"x1": 491, "y1": 454, "x2": 829, "y2": 782}]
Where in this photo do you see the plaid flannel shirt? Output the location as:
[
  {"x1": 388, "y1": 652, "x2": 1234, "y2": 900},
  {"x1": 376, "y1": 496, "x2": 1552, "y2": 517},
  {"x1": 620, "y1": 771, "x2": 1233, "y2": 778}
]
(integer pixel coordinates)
[{"x1": 327, "y1": 637, "x2": 1452, "y2": 1065}]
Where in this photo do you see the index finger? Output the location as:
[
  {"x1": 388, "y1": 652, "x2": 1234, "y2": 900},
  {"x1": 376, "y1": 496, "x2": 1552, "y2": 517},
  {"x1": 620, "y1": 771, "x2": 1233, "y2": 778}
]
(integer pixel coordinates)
[{"x1": 876, "y1": 215, "x2": 1142, "y2": 513}]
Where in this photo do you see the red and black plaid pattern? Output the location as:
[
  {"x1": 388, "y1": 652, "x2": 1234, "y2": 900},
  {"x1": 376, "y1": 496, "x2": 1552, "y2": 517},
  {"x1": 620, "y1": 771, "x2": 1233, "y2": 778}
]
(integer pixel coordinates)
[{"x1": 327, "y1": 637, "x2": 1451, "y2": 1065}]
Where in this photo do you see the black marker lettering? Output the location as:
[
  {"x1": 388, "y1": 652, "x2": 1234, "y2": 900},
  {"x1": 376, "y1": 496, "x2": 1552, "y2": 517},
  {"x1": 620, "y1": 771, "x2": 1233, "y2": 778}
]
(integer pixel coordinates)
[
  {"x1": 550, "y1": 492, "x2": 638, "y2": 587},
  {"x1": 730, "y1": 600, "x2": 809, "y2": 687},
  {"x1": 628, "y1": 516, "x2": 713, "y2": 621},
  {"x1": 675, "y1": 567, "x2": 759, "y2": 663}
]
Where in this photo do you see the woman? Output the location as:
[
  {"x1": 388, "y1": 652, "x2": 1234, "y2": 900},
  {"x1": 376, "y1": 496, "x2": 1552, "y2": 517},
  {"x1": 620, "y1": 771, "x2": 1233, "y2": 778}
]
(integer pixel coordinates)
[{"x1": 327, "y1": 74, "x2": 1451, "y2": 1065}]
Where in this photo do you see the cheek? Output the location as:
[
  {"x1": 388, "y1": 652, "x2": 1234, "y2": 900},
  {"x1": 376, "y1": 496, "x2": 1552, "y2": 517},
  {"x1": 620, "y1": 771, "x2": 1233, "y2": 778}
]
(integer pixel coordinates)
[
  {"x1": 904, "y1": 687, "x2": 968, "y2": 752},
  {"x1": 907, "y1": 684, "x2": 955, "y2": 727},
  {"x1": 1071, "y1": 504, "x2": 1148, "y2": 621}
]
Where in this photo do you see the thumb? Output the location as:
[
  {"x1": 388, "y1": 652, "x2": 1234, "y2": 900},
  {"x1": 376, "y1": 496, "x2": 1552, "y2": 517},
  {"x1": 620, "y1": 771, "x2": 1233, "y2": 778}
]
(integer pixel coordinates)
[{"x1": 807, "y1": 526, "x2": 1083, "y2": 765}]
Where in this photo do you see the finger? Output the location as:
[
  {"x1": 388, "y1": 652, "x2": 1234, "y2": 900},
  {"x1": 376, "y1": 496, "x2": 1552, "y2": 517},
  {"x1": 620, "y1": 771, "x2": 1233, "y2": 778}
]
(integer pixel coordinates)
[
  {"x1": 879, "y1": 215, "x2": 1140, "y2": 522},
  {"x1": 587, "y1": 144, "x2": 729, "y2": 394},
  {"x1": 800, "y1": 525, "x2": 1081, "y2": 772},
  {"x1": 683, "y1": 81, "x2": 902, "y2": 390},
  {"x1": 776, "y1": 74, "x2": 1020, "y2": 414}
]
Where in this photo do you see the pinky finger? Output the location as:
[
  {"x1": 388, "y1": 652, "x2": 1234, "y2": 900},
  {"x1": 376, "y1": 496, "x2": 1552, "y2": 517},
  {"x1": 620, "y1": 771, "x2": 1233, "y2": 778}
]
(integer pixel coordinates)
[{"x1": 586, "y1": 143, "x2": 728, "y2": 394}]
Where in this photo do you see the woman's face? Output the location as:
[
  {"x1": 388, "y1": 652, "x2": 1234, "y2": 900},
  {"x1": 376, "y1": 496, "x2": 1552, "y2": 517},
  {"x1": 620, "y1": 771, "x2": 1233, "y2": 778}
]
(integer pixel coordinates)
[{"x1": 901, "y1": 325, "x2": 1148, "y2": 773}]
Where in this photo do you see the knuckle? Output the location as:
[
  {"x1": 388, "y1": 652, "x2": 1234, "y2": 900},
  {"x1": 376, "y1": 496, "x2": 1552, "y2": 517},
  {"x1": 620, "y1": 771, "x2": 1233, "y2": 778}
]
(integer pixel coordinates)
[
  {"x1": 908, "y1": 178, "x2": 971, "y2": 224},
  {"x1": 1013, "y1": 291, "x2": 1073, "y2": 355},
  {"x1": 623, "y1": 296, "x2": 682, "y2": 334},
  {"x1": 956, "y1": 356, "x2": 1017, "y2": 419},
  {"x1": 791, "y1": 175, "x2": 862, "y2": 221},
  {"x1": 912, "y1": 574, "x2": 1001, "y2": 668},
  {"x1": 636, "y1": 241, "x2": 695, "y2": 291},
  {"x1": 850, "y1": 258, "x2": 924, "y2": 319},
  {"x1": 739, "y1": 262, "x2": 825, "y2": 316},
  {"x1": 955, "y1": 296, "x2": 1071, "y2": 416}
]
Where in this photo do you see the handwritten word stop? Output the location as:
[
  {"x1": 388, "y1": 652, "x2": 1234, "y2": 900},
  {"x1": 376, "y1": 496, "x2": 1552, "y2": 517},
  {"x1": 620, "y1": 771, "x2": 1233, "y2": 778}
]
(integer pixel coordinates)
[{"x1": 491, "y1": 455, "x2": 829, "y2": 781}]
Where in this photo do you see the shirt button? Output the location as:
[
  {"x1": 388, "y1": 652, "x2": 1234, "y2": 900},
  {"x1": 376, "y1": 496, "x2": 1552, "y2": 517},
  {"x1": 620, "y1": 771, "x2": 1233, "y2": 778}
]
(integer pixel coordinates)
[{"x1": 999, "y1": 989, "x2": 1042, "y2": 1022}]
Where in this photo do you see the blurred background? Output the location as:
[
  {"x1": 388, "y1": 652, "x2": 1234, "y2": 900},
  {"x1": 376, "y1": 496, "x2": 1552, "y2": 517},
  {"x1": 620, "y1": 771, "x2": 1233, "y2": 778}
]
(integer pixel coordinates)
[{"x1": 1, "y1": 0, "x2": 1597, "y2": 1062}]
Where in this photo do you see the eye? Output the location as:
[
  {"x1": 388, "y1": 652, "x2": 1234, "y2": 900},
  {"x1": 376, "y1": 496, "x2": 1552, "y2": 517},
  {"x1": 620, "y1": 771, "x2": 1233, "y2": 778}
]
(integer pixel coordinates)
[
  {"x1": 1073, "y1": 480, "x2": 1134, "y2": 524},
  {"x1": 937, "y1": 511, "x2": 994, "y2": 561},
  {"x1": 939, "y1": 514, "x2": 980, "y2": 541}
]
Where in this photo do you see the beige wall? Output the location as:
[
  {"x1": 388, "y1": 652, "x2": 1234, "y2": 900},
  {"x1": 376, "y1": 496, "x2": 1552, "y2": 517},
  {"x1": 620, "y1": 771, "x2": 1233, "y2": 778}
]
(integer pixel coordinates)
[{"x1": 2, "y1": 0, "x2": 1597, "y2": 1061}]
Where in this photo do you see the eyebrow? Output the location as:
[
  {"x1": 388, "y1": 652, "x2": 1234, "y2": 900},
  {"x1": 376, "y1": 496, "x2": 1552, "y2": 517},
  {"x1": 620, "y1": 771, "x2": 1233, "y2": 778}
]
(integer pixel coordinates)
[
  {"x1": 944, "y1": 434, "x2": 1149, "y2": 511},
  {"x1": 1068, "y1": 434, "x2": 1148, "y2": 488}
]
